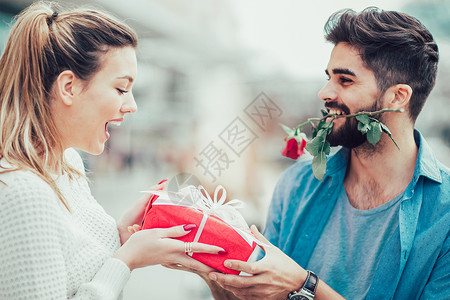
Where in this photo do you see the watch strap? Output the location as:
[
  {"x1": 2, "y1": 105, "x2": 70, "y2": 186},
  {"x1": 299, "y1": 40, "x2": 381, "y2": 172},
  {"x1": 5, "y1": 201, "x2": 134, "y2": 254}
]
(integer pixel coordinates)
[
  {"x1": 287, "y1": 270, "x2": 318, "y2": 299},
  {"x1": 302, "y1": 271, "x2": 318, "y2": 295}
]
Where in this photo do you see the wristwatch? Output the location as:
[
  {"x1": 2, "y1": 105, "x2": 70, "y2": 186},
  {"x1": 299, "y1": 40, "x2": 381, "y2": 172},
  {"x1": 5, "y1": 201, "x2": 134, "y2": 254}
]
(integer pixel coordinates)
[{"x1": 286, "y1": 270, "x2": 318, "y2": 300}]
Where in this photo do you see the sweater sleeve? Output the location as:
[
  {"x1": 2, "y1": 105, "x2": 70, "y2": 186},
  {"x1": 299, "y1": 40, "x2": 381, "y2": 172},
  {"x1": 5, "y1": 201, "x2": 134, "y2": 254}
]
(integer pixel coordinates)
[
  {"x1": 73, "y1": 258, "x2": 130, "y2": 299},
  {"x1": 0, "y1": 172, "x2": 130, "y2": 300}
]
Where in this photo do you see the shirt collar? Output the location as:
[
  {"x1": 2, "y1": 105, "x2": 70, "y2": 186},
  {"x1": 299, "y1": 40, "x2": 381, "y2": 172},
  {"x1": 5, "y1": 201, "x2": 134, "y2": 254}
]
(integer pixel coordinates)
[
  {"x1": 324, "y1": 147, "x2": 349, "y2": 179},
  {"x1": 411, "y1": 129, "x2": 442, "y2": 184},
  {"x1": 324, "y1": 129, "x2": 442, "y2": 184}
]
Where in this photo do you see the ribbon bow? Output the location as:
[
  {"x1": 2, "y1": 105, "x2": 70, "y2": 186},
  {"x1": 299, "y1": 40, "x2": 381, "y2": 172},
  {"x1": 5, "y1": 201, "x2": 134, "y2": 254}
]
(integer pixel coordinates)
[{"x1": 190, "y1": 185, "x2": 244, "y2": 212}]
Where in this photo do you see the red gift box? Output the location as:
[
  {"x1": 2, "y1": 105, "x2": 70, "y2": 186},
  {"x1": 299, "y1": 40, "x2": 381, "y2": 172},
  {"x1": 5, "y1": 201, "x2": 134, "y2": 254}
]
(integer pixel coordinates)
[{"x1": 141, "y1": 186, "x2": 258, "y2": 275}]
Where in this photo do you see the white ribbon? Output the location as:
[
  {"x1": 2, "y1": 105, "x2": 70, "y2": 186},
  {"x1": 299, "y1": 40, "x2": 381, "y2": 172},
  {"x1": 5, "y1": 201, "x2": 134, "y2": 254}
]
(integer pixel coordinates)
[{"x1": 189, "y1": 185, "x2": 247, "y2": 254}]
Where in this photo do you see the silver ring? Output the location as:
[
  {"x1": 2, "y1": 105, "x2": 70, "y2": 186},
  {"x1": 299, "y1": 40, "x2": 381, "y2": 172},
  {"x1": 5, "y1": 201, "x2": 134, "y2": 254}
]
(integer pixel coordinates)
[
  {"x1": 176, "y1": 263, "x2": 183, "y2": 267},
  {"x1": 184, "y1": 242, "x2": 193, "y2": 256}
]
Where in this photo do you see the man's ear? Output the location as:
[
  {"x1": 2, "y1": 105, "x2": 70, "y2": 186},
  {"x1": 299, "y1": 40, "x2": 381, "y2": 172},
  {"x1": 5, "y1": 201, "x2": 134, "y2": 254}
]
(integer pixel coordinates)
[
  {"x1": 385, "y1": 84, "x2": 412, "y2": 110},
  {"x1": 55, "y1": 70, "x2": 78, "y2": 106}
]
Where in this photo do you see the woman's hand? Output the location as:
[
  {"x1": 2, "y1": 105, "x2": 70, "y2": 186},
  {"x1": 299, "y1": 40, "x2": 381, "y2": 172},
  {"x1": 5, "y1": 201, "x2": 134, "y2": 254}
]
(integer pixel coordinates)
[
  {"x1": 208, "y1": 225, "x2": 308, "y2": 300},
  {"x1": 113, "y1": 224, "x2": 226, "y2": 272},
  {"x1": 117, "y1": 179, "x2": 167, "y2": 244}
]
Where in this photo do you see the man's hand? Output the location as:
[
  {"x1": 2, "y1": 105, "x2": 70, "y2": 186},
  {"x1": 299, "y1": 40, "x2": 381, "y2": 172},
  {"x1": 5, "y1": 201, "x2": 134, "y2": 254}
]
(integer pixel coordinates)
[
  {"x1": 162, "y1": 260, "x2": 216, "y2": 278},
  {"x1": 208, "y1": 225, "x2": 308, "y2": 300},
  {"x1": 163, "y1": 262, "x2": 240, "y2": 300}
]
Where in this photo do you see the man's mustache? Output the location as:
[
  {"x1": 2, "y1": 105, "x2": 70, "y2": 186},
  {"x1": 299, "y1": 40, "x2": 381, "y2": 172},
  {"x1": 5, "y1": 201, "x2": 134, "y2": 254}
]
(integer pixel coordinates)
[{"x1": 325, "y1": 102, "x2": 351, "y2": 115}]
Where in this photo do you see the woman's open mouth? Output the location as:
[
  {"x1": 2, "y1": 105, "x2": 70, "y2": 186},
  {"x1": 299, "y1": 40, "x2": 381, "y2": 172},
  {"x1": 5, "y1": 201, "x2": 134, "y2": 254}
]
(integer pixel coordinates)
[{"x1": 104, "y1": 118, "x2": 123, "y2": 139}]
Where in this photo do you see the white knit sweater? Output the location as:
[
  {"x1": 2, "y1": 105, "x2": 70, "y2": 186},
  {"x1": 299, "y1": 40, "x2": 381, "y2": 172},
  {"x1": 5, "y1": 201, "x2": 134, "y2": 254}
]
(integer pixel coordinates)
[{"x1": 0, "y1": 149, "x2": 131, "y2": 299}]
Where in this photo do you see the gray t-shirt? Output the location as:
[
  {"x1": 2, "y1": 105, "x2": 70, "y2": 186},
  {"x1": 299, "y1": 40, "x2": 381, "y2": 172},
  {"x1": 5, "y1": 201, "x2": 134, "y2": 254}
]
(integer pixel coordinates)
[{"x1": 306, "y1": 187, "x2": 402, "y2": 299}]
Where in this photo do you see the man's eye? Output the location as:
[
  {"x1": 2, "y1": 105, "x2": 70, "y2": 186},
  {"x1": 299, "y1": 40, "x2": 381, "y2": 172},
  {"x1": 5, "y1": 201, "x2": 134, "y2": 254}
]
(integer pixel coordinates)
[
  {"x1": 117, "y1": 88, "x2": 128, "y2": 94},
  {"x1": 339, "y1": 77, "x2": 353, "y2": 84}
]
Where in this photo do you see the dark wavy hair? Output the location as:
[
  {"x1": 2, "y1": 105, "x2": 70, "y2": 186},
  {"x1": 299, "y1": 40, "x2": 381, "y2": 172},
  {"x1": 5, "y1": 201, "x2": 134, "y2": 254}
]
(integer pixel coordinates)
[{"x1": 324, "y1": 7, "x2": 439, "y2": 121}]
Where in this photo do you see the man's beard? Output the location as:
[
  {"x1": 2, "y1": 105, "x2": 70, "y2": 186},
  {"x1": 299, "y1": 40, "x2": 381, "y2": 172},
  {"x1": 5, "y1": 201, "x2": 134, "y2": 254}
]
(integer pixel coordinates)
[{"x1": 326, "y1": 100, "x2": 382, "y2": 149}]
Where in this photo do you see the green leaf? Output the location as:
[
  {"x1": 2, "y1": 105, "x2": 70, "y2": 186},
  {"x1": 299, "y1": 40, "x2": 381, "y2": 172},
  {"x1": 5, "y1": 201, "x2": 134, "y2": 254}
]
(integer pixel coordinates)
[
  {"x1": 314, "y1": 119, "x2": 326, "y2": 138},
  {"x1": 305, "y1": 135, "x2": 324, "y2": 156},
  {"x1": 295, "y1": 132, "x2": 307, "y2": 144},
  {"x1": 316, "y1": 129, "x2": 327, "y2": 138},
  {"x1": 356, "y1": 114, "x2": 370, "y2": 125},
  {"x1": 317, "y1": 120, "x2": 328, "y2": 130},
  {"x1": 380, "y1": 123, "x2": 400, "y2": 150},
  {"x1": 357, "y1": 121, "x2": 371, "y2": 134},
  {"x1": 367, "y1": 121, "x2": 382, "y2": 146},
  {"x1": 312, "y1": 126, "x2": 318, "y2": 138},
  {"x1": 322, "y1": 121, "x2": 334, "y2": 131},
  {"x1": 280, "y1": 123, "x2": 294, "y2": 136},
  {"x1": 380, "y1": 123, "x2": 391, "y2": 135},
  {"x1": 312, "y1": 152, "x2": 327, "y2": 181},
  {"x1": 322, "y1": 140, "x2": 331, "y2": 155}
]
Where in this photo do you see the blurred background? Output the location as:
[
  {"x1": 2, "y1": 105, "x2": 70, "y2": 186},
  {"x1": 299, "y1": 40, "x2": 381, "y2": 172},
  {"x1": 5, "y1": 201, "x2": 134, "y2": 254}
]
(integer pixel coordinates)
[{"x1": 1, "y1": 0, "x2": 449, "y2": 298}]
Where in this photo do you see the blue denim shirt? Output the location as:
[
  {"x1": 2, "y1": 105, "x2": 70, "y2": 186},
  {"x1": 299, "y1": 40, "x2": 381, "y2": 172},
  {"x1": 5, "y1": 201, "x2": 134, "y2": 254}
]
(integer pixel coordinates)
[{"x1": 264, "y1": 130, "x2": 450, "y2": 299}]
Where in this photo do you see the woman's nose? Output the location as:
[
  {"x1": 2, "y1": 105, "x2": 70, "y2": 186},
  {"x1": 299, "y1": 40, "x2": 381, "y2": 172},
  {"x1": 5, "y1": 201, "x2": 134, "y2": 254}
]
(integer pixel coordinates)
[{"x1": 121, "y1": 92, "x2": 137, "y2": 114}]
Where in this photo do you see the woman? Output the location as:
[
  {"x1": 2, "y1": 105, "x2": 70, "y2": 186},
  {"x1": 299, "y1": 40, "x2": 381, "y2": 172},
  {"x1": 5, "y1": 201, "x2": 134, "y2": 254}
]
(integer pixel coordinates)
[{"x1": 0, "y1": 2, "x2": 224, "y2": 299}]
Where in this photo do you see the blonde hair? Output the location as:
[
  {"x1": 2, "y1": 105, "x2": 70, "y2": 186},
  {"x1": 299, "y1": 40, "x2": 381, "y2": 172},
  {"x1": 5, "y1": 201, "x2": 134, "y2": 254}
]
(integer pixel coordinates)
[{"x1": 0, "y1": 1, "x2": 138, "y2": 210}]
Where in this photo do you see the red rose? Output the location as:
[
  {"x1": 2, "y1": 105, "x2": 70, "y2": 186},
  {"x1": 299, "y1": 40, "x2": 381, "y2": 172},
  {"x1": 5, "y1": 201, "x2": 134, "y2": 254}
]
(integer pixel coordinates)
[{"x1": 281, "y1": 137, "x2": 307, "y2": 160}]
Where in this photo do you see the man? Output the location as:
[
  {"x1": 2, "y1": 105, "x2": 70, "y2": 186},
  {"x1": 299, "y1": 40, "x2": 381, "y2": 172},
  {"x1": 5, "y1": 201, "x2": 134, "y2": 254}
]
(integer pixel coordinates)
[{"x1": 203, "y1": 7, "x2": 449, "y2": 300}]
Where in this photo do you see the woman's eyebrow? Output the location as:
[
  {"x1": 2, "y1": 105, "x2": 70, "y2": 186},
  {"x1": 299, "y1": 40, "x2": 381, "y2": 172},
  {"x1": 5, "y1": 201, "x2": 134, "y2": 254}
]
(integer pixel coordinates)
[{"x1": 116, "y1": 75, "x2": 134, "y2": 83}]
